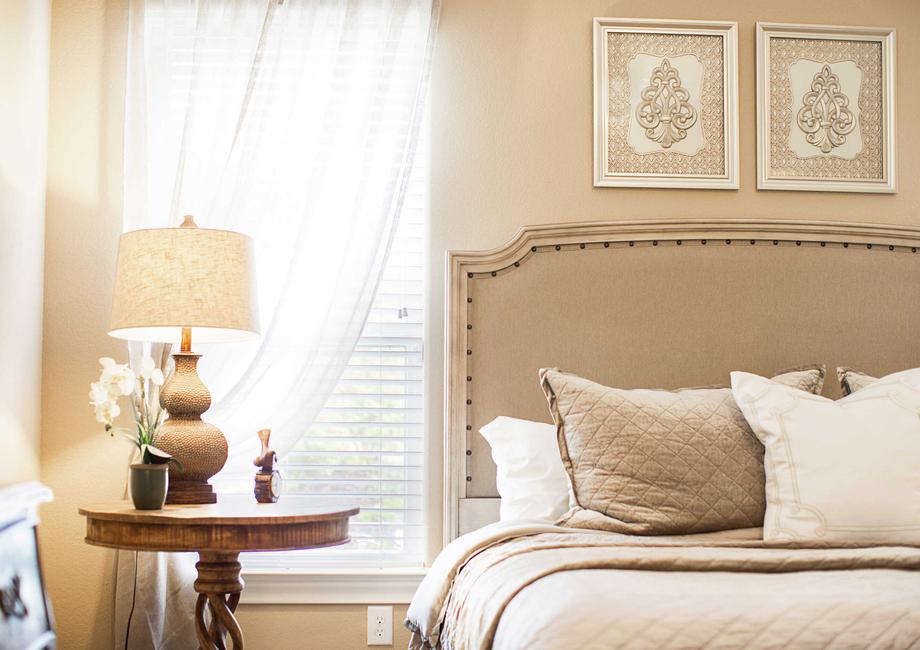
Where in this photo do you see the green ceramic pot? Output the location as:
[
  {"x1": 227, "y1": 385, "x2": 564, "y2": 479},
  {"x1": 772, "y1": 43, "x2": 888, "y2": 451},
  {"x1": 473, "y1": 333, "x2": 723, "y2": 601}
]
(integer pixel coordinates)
[{"x1": 130, "y1": 463, "x2": 169, "y2": 510}]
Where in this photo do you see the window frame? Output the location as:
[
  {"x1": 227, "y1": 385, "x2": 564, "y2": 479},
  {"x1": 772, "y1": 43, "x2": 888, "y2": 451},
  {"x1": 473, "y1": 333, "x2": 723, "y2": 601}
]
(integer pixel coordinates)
[{"x1": 240, "y1": 567, "x2": 426, "y2": 604}]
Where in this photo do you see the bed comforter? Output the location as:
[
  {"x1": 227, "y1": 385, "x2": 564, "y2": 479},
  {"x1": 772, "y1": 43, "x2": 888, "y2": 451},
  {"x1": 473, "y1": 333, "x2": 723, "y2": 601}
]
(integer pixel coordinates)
[{"x1": 406, "y1": 520, "x2": 920, "y2": 650}]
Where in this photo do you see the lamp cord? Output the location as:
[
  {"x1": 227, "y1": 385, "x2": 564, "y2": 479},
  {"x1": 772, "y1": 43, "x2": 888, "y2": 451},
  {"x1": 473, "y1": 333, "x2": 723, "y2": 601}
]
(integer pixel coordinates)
[{"x1": 124, "y1": 551, "x2": 139, "y2": 650}]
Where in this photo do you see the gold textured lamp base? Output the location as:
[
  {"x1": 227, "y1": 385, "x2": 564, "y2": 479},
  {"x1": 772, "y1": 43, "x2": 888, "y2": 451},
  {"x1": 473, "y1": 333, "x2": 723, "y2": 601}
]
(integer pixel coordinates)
[{"x1": 156, "y1": 352, "x2": 228, "y2": 505}]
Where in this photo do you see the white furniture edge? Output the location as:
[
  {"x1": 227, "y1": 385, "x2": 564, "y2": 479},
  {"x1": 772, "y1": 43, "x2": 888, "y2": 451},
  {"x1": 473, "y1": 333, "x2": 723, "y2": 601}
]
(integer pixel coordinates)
[
  {"x1": 593, "y1": 18, "x2": 739, "y2": 189},
  {"x1": 443, "y1": 218, "x2": 920, "y2": 543},
  {"x1": 240, "y1": 568, "x2": 426, "y2": 604},
  {"x1": 0, "y1": 481, "x2": 53, "y2": 525},
  {"x1": 0, "y1": 482, "x2": 54, "y2": 650},
  {"x1": 755, "y1": 22, "x2": 897, "y2": 193}
]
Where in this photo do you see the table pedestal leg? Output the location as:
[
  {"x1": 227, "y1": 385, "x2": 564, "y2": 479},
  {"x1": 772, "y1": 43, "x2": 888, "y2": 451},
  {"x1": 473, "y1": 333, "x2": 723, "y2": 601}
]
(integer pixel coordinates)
[{"x1": 194, "y1": 551, "x2": 245, "y2": 650}]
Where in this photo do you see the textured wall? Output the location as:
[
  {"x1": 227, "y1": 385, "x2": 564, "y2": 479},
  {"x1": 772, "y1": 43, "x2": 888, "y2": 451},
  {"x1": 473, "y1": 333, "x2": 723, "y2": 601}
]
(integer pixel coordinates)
[
  {"x1": 41, "y1": 0, "x2": 920, "y2": 648},
  {"x1": 236, "y1": 606, "x2": 412, "y2": 650},
  {"x1": 42, "y1": 0, "x2": 129, "y2": 647},
  {"x1": 0, "y1": 0, "x2": 50, "y2": 487}
]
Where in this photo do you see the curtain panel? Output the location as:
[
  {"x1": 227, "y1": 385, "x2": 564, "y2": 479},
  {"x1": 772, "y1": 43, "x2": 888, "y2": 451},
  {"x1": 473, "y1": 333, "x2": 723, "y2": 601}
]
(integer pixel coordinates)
[{"x1": 117, "y1": 0, "x2": 438, "y2": 646}]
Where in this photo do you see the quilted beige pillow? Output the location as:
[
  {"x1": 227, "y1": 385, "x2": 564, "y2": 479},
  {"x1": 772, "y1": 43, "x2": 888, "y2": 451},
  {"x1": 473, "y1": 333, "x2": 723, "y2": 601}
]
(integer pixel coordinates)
[
  {"x1": 540, "y1": 365, "x2": 825, "y2": 535},
  {"x1": 836, "y1": 367, "x2": 878, "y2": 395}
]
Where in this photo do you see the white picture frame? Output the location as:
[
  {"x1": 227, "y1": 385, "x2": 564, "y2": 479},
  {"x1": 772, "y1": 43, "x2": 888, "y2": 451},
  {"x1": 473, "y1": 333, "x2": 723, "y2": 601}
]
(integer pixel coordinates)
[
  {"x1": 756, "y1": 23, "x2": 897, "y2": 193},
  {"x1": 593, "y1": 18, "x2": 739, "y2": 189}
]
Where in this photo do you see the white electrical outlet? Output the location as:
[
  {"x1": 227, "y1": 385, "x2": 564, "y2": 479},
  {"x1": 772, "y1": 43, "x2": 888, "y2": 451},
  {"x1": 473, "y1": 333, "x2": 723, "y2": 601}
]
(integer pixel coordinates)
[{"x1": 367, "y1": 605, "x2": 393, "y2": 646}]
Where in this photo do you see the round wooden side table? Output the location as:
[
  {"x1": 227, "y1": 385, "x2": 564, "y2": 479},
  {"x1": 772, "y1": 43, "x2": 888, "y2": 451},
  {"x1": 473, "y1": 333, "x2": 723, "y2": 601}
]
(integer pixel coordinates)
[{"x1": 79, "y1": 497, "x2": 359, "y2": 650}]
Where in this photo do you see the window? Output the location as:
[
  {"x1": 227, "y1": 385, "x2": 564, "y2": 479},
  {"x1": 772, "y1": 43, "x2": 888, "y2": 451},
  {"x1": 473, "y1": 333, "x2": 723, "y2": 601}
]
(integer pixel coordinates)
[
  {"x1": 136, "y1": 1, "x2": 433, "y2": 573},
  {"x1": 244, "y1": 132, "x2": 428, "y2": 571}
]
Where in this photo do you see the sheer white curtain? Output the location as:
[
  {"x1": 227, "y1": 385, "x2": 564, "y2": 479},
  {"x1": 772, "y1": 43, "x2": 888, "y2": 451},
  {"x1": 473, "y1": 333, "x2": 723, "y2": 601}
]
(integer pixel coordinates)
[{"x1": 115, "y1": 1, "x2": 438, "y2": 647}]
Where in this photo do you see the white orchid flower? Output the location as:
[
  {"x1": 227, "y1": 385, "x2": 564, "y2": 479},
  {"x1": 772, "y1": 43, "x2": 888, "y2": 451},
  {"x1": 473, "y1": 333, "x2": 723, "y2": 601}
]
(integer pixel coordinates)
[
  {"x1": 94, "y1": 399, "x2": 120, "y2": 427},
  {"x1": 114, "y1": 368, "x2": 136, "y2": 396},
  {"x1": 89, "y1": 381, "x2": 109, "y2": 406},
  {"x1": 98, "y1": 356, "x2": 135, "y2": 396},
  {"x1": 90, "y1": 354, "x2": 165, "y2": 445},
  {"x1": 138, "y1": 356, "x2": 165, "y2": 386},
  {"x1": 98, "y1": 357, "x2": 122, "y2": 385}
]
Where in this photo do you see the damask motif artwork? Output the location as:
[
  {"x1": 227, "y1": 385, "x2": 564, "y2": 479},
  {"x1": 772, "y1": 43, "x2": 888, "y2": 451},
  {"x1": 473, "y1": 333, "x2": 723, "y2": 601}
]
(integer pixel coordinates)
[
  {"x1": 635, "y1": 59, "x2": 698, "y2": 149},
  {"x1": 593, "y1": 19, "x2": 738, "y2": 189},
  {"x1": 795, "y1": 64, "x2": 857, "y2": 155},
  {"x1": 756, "y1": 23, "x2": 896, "y2": 193}
]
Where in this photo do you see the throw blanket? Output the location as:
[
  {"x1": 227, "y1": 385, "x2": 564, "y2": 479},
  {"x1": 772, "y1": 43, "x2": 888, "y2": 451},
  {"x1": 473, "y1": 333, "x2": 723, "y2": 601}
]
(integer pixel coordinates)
[{"x1": 406, "y1": 521, "x2": 920, "y2": 650}]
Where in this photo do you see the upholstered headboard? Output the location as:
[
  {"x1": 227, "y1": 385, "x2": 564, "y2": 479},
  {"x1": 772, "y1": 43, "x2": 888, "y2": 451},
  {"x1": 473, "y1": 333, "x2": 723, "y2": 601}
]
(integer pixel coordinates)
[{"x1": 444, "y1": 219, "x2": 920, "y2": 541}]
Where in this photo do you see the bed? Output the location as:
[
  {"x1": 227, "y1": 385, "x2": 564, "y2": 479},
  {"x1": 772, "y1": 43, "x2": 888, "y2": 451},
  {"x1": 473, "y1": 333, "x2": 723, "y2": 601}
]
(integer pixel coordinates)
[{"x1": 408, "y1": 219, "x2": 920, "y2": 649}]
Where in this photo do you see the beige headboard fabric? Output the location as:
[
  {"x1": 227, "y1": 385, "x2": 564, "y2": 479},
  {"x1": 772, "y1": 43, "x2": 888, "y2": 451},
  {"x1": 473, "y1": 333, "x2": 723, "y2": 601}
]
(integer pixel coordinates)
[{"x1": 444, "y1": 219, "x2": 920, "y2": 540}]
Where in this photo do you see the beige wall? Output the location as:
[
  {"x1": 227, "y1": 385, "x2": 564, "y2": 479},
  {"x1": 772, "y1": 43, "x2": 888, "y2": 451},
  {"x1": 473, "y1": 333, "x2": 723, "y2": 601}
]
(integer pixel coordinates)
[
  {"x1": 0, "y1": 0, "x2": 50, "y2": 486},
  {"x1": 42, "y1": 0, "x2": 129, "y2": 647},
  {"x1": 236, "y1": 605, "x2": 412, "y2": 650},
  {"x1": 40, "y1": 0, "x2": 919, "y2": 648}
]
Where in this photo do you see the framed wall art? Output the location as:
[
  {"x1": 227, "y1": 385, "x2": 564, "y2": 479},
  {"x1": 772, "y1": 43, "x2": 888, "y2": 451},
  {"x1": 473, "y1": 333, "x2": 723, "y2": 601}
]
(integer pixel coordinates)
[
  {"x1": 593, "y1": 18, "x2": 739, "y2": 189},
  {"x1": 756, "y1": 23, "x2": 896, "y2": 193}
]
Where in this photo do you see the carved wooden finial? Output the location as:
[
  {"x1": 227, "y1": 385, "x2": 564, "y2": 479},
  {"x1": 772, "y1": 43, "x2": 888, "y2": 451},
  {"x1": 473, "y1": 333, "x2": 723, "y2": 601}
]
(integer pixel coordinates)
[
  {"x1": 180, "y1": 214, "x2": 198, "y2": 228},
  {"x1": 253, "y1": 429, "x2": 276, "y2": 472}
]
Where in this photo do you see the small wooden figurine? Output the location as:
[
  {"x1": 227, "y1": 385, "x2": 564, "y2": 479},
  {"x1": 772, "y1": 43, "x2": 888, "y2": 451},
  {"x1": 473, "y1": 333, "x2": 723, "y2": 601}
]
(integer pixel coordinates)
[{"x1": 253, "y1": 429, "x2": 282, "y2": 503}]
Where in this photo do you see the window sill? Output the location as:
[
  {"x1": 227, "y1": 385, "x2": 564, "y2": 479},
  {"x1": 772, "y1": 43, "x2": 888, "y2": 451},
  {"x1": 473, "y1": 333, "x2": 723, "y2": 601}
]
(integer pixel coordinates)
[{"x1": 239, "y1": 568, "x2": 427, "y2": 605}]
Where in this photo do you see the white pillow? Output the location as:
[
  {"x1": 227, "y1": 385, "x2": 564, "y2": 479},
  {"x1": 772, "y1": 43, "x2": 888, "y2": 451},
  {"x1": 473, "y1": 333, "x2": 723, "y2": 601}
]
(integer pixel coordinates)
[
  {"x1": 479, "y1": 416, "x2": 569, "y2": 522},
  {"x1": 731, "y1": 369, "x2": 920, "y2": 544}
]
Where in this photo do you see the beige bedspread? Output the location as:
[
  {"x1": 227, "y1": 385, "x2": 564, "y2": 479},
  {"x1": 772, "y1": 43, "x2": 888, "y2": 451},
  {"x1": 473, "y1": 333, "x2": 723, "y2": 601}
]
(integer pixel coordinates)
[{"x1": 406, "y1": 521, "x2": 920, "y2": 650}]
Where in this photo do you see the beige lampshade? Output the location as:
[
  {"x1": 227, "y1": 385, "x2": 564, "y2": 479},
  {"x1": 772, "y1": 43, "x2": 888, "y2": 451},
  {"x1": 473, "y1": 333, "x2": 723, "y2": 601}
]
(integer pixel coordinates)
[{"x1": 109, "y1": 220, "x2": 259, "y2": 343}]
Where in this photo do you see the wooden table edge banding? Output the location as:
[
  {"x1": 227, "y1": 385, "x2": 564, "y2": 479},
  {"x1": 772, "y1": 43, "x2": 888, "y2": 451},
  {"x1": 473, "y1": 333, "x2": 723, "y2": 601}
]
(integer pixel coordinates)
[{"x1": 79, "y1": 498, "x2": 359, "y2": 650}]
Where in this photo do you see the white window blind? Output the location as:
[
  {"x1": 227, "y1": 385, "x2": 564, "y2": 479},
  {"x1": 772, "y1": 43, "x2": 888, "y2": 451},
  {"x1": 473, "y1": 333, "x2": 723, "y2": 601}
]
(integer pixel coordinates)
[{"x1": 247, "y1": 137, "x2": 428, "y2": 570}]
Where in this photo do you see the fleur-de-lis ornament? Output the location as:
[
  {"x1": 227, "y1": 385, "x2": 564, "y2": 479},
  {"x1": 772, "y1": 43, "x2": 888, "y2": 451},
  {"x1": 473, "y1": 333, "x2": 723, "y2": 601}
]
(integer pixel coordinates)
[
  {"x1": 796, "y1": 64, "x2": 856, "y2": 154},
  {"x1": 635, "y1": 59, "x2": 698, "y2": 148}
]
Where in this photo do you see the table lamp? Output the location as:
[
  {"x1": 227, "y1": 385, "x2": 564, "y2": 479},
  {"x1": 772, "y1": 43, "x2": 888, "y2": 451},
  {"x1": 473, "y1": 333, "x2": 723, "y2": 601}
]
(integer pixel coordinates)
[{"x1": 109, "y1": 215, "x2": 259, "y2": 504}]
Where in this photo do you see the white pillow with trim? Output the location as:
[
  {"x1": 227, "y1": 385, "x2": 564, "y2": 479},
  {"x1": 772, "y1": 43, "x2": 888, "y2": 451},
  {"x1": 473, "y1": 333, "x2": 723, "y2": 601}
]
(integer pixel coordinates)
[
  {"x1": 731, "y1": 368, "x2": 920, "y2": 544},
  {"x1": 479, "y1": 416, "x2": 569, "y2": 522}
]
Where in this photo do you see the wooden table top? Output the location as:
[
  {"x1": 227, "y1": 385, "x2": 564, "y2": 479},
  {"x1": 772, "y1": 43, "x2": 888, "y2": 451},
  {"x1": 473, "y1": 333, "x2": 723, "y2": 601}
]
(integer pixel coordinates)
[
  {"x1": 79, "y1": 497, "x2": 360, "y2": 553},
  {"x1": 79, "y1": 497, "x2": 359, "y2": 525}
]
